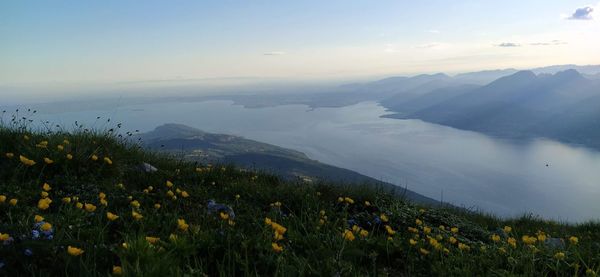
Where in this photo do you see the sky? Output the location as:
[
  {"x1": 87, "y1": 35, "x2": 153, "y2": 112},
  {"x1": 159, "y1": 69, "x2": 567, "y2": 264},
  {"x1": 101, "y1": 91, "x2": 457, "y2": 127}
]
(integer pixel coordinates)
[{"x1": 1, "y1": 0, "x2": 600, "y2": 87}]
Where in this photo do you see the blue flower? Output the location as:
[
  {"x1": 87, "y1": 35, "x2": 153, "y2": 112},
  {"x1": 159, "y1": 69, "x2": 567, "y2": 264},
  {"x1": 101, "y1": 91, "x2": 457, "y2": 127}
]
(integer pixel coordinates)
[
  {"x1": 32, "y1": 230, "x2": 40, "y2": 239},
  {"x1": 24, "y1": 249, "x2": 33, "y2": 256}
]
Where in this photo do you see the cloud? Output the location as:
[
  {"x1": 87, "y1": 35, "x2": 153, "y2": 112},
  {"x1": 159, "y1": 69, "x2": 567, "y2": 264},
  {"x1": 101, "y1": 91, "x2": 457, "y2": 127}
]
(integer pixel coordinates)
[
  {"x1": 567, "y1": 6, "x2": 594, "y2": 20},
  {"x1": 263, "y1": 51, "x2": 286, "y2": 56},
  {"x1": 529, "y1": 40, "x2": 568, "y2": 46},
  {"x1": 495, "y1": 42, "x2": 521, "y2": 47}
]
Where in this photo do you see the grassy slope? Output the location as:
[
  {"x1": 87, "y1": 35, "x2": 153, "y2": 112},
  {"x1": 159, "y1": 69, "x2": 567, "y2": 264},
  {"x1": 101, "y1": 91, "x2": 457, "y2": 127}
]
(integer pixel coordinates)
[{"x1": 0, "y1": 124, "x2": 599, "y2": 276}]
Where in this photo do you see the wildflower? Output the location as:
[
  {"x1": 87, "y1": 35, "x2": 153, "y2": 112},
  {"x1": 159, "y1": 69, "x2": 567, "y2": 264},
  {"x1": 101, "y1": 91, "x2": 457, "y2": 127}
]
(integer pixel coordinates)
[
  {"x1": 554, "y1": 252, "x2": 566, "y2": 260},
  {"x1": 130, "y1": 200, "x2": 140, "y2": 208},
  {"x1": 9, "y1": 198, "x2": 18, "y2": 206},
  {"x1": 491, "y1": 234, "x2": 501, "y2": 242},
  {"x1": 76, "y1": 202, "x2": 83, "y2": 209},
  {"x1": 107, "y1": 212, "x2": 119, "y2": 221},
  {"x1": 132, "y1": 211, "x2": 143, "y2": 220},
  {"x1": 167, "y1": 190, "x2": 175, "y2": 197},
  {"x1": 166, "y1": 181, "x2": 174, "y2": 188},
  {"x1": 181, "y1": 191, "x2": 189, "y2": 198},
  {"x1": 449, "y1": 237, "x2": 458, "y2": 244},
  {"x1": 91, "y1": 155, "x2": 98, "y2": 161},
  {"x1": 451, "y1": 227, "x2": 459, "y2": 233},
  {"x1": 42, "y1": 183, "x2": 52, "y2": 191},
  {"x1": 5, "y1": 153, "x2": 14, "y2": 158},
  {"x1": 0, "y1": 195, "x2": 6, "y2": 203},
  {"x1": 24, "y1": 249, "x2": 33, "y2": 256},
  {"x1": 536, "y1": 231, "x2": 547, "y2": 242},
  {"x1": 19, "y1": 155, "x2": 36, "y2": 166},
  {"x1": 66, "y1": 154, "x2": 73, "y2": 160},
  {"x1": 100, "y1": 199, "x2": 108, "y2": 206},
  {"x1": 44, "y1": 157, "x2": 54, "y2": 164},
  {"x1": 176, "y1": 188, "x2": 182, "y2": 194},
  {"x1": 41, "y1": 191, "x2": 49, "y2": 198},
  {"x1": 265, "y1": 218, "x2": 272, "y2": 225},
  {"x1": 84, "y1": 203, "x2": 97, "y2": 212},
  {"x1": 271, "y1": 222, "x2": 287, "y2": 235},
  {"x1": 169, "y1": 234, "x2": 178, "y2": 242},
  {"x1": 36, "y1": 141, "x2": 48, "y2": 148},
  {"x1": 63, "y1": 139, "x2": 70, "y2": 145},
  {"x1": 38, "y1": 198, "x2": 52, "y2": 210},
  {"x1": 419, "y1": 208, "x2": 426, "y2": 213},
  {"x1": 67, "y1": 246, "x2": 84, "y2": 256},
  {"x1": 343, "y1": 230, "x2": 355, "y2": 241},
  {"x1": 145, "y1": 236, "x2": 160, "y2": 244},
  {"x1": 271, "y1": 242, "x2": 284, "y2": 253},
  {"x1": 41, "y1": 222, "x2": 52, "y2": 232},
  {"x1": 99, "y1": 192, "x2": 106, "y2": 199},
  {"x1": 235, "y1": 194, "x2": 240, "y2": 200},
  {"x1": 352, "y1": 225, "x2": 360, "y2": 233},
  {"x1": 439, "y1": 225, "x2": 445, "y2": 231},
  {"x1": 103, "y1": 157, "x2": 113, "y2": 165},
  {"x1": 23, "y1": 135, "x2": 30, "y2": 140},
  {"x1": 423, "y1": 226, "x2": 432, "y2": 234},
  {"x1": 154, "y1": 203, "x2": 161, "y2": 209},
  {"x1": 508, "y1": 237, "x2": 517, "y2": 248},
  {"x1": 0, "y1": 233, "x2": 10, "y2": 241},
  {"x1": 458, "y1": 243, "x2": 470, "y2": 251},
  {"x1": 112, "y1": 266, "x2": 122, "y2": 275},
  {"x1": 34, "y1": 215, "x2": 44, "y2": 222},
  {"x1": 419, "y1": 248, "x2": 430, "y2": 255},
  {"x1": 359, "y1": 229, "x2": 369, "y2": 238},
  {"x1": 62, "y1": 197, "x2": 71, "y2": 203},
  {"x1": 57, "y1": 145, "x2": 64, "y2": 151},
  {"x1": 522, "y1": 235, "x2": 537, "y2": 245},
  {"x1": 503, "y1": 226, "x2": 512, "y2": 233},
  {"x1": 409, "y1": 239, "x2": 418, "y2": 245},
  {"x1": 408, "y1": 227, "x2": 419, "y2": 233},
  {"x1": 228, "y1": 219, "x2": 235, "y2": 226},
  {"x1": 177, "y1": 219, "x2": 189, "y2": 232},
  {"x1": 380, "y1": 213, "x2": 389, "y2": 222},
  {"x1": 384, "y1": 225, "x2": 396, "y2": 236},
  {"x1": 415, "y1": 219, "x2": 423, "y2": 226},
  {"x1": 364, "y1": 201, "x2": 371, "y2": 206},
  {"x1": 319, "y1": 219, "x2": 325, "y2": 225},
  {"x1": 337, "y1": 197, "x2": 344, "y2": 203},
  {"x1": 121, "y1": 243, "x2": 128, "y2": 249},
  {"x1": 344, "y1": 197, "x2": 354, "y2": 204},
  {"x1": 569, "y1": 236, "x2": 579, "y2": 245},
  {"x1": 220, "y1": 212, "x2": 229, "y2": 220},
  {"x1": 274, "y1": 231, "x2": 284, "y2": 241}
]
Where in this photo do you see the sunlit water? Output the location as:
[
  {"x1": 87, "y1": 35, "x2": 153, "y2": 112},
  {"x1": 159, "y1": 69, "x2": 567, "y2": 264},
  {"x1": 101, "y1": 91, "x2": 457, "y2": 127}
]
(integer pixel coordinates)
[{"x1": 13, "y1": 100, "x2": 600, "y2": 222}]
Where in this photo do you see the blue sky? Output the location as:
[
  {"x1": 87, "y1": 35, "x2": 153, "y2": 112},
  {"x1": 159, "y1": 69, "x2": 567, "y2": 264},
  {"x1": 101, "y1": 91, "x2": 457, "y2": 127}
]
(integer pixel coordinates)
[{"x1": 1, "y1": 0, "x2": 599, "y2": 86}]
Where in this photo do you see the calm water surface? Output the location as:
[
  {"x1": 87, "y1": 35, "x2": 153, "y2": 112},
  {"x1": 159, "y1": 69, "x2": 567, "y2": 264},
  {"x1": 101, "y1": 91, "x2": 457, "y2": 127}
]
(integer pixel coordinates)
[{"x1": 29, "y1": 100, "x2": 600, "y2": 222}]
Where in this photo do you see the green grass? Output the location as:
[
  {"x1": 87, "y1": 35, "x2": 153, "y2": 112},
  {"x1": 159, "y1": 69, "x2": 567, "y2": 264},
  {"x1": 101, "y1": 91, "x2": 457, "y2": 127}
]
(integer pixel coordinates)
[{"x1": 0, "y1": 121, "x2": 599, "y2": 276}]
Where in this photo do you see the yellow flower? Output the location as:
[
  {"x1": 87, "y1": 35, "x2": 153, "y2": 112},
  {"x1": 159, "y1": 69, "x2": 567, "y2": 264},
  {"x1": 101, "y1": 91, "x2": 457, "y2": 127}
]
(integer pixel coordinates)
[
  {"x1": 36, "y1": 141, "x2": 48, "y2": 148},
  {"x1": 23, "y1": 135, "x2": 30, "y2": 140},
  {"x1": 380, "y1": 213, "x2": 389, "y2": 222},
  {"x1": 37, "y1": 198, "x2": 52, "y2": 210},
  {"x1": 439, "y1": 225, "x2": 445, "y2": 231},
  {"x1": 359, "y1": 229, "x2": 369, "y2": 238},
  {"x1": 154, "y1": 203, "x2": 161, "y2": 209},
  {"x1": 62, "y1": 197, "x2": 71, "y2": 203},
  {"x1": 364, "y1": 201, "x2": 371, "y2": 206},
  {"x1": 408, "y1": 227, "x2": 418, "y2": 233},
  {"x1": 419, "y1": 208, "x2": 426, "y2": 213},
  {"x1": 103, "y1": 157, "x2": 113, "y2": 165},
  {"x1": 91, "y1": 155, "x2": 98, "y2": 161},
  {"x1": 166, "y1": 180, "x2": 174, "y2": 188},
  {"x1": 175, "y1": 188, "x2": 182, "y2": 194},
  {"x1": 384, "y1": 225, "x2": 396, "y2": 236},
  {"x1": 458, "y1": 243, "x2": 470, "y2": 251},
  {"x1": 42, "y1": 183, "x2": 52, "y2": 191},
  {"x1": 343, "y1": 230, "x2": 355, "y2": 241},
  {"x1": 5, "y1": 153, "x2": 14, "y2": 159},
  {"x1": 337, "y1": 197, "x2": 344, "y2": 203},
  {"x1": 145, "y1": 236, "x2": 160, "y2": 244},
  {"x1": 0, "y1": 233, "x2": 10, "y2": 241},
  {"x1": 107, "y1": 212, "x2": 119, "y2": 221},
  {"x1": 44, "y1": 157, "x2": 54, "y2": 164},
  {"x1": 166, "y1": 190, "x2": 175, "y2": 197},
  {"x1": 41, "y1": 222, "x2": 52, "y2": 232},
  {"x1": 67, "y1": 246, "x2": 84, "y2": 256},
  {"x1": 554, "y1": 252, "x2": 566, "y2": 260},
  {"x1": 99, "y1": 192, "x2": 106, "y2": 199},
  {"x1": 522, "y1": 235, "x2": 537, "y2": 245},
  {"x1": 423, "y1": 226, "x2": 432, "y2": 234},
  {"x1": 344, "y1": 197, "x2": 354, "y2": 204},
  {"x1": 41, "y1": 191, "x2": 49, "y2": 198},
  {"x1": 235, "y1": 194, "x2": 240, "y2": 200},
  {"x1": 19, "y1": 155, "x2": 36, "y2": 166},
  {"x1": 169, "y1": 234, "x2": 178, "y2": 242},
  {"x1": 132, "y1": 211, "x2": 143, "y2": 220},
  {"x1": 449, "y1": 237, "x2": 458, "y2": 244},
  {"x1": 112, "y1": 266, "x2": 122, "y2": 275},
  {"x1": 63, "y1": 139, "x2": 70, "y2": 145},
  {"x1": 352, "y1": 225, "x2": 360, "y2": 233},
  {"x1": 491, "y1": 234, "x2": 501, "y2": 242},
  {"x1": 503, "y1": 226, "x2": 512, "y2": 233},
  {"x1": 409, "y1": 239, "x2": 418, "y2": 245},
  {"x1": 84, "y1": 203, "x2": 97, "y2": 212},
  {"x1": 271, "y1": 242, "x2": 284, "y2": 253},
  {"x1": 177, "y1": 219, "x2": 189, "y2": 232},
  {"x1": 57, "y1": 145, "x2": 64, "y2": 151},
  {"x1": 121, "y1": 243, "x2": 128, "y2": 249},
  {"x1": 264, "y1": 217, "x2": 272, "y2": 225},
  {"x1": 219, "y1": 212, "x2": 229, "y2": 220},
  {"x1": 0, "y1": 195, "x2": 6, "y2": 203},
  {"x1": 569, "y1": 236, "x2": 579, "y2": 245},
  {"x1": 415, "y1": 219, "x2": 423, "y2": 226},
  {"x1": 274, "y1": 231, "x2": 284, "y2": 241},
  {"x1": 181, "y1": 191, "x2": 189, "y2": 198},
  {"x1": 34, "y1": 215, "x2": 45, "y2": 222},
  {"x1": 537, "y1": 231, "x2": 547, "y2": 242},
  {"x1": 9, "y1": 198, "x2": 18, "y2": 206},
  {"x1": 100, "y1": 199, "x2": 108, "y2": 206},
  {"x1": 116, "y1": 183, "x2": 124, "y2": 189},
  {"x1": 419, "y1": 248, "x2": 430, "y2": 255},
  {"x1": 451, "y1": 227, "x2": 459, "y2": 233},
  {"x1": 76, "y1": 202, "x2": 83, "y2": 209},
  {"x1": 66, "y1": 154, "x2": 73, "y2": 160},
  {"x1": 130, "y1": 200, "x2": 140, "y2": 208},
  {"x1": 507, "y1": 237, "x2": 517, "y2": 248}
]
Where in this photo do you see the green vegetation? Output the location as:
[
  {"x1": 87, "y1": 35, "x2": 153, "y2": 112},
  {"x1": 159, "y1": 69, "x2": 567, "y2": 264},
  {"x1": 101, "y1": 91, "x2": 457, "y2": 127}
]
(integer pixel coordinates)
[{"x1": 1, "y1": 121, "x2": 599, "y2": 276}]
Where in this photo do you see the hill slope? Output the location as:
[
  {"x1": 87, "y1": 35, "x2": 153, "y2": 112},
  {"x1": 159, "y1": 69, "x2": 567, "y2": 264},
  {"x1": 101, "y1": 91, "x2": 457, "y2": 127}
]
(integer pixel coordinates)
[{"x1": 0, "y1": 124, "x2": 599, "y2": 276}]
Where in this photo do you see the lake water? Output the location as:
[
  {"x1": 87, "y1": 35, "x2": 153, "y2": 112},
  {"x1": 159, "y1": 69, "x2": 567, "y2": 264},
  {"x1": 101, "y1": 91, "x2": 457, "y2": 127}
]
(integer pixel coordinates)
[{"x1": 20, "y1": 100, "x2": 600, "y2": 222}]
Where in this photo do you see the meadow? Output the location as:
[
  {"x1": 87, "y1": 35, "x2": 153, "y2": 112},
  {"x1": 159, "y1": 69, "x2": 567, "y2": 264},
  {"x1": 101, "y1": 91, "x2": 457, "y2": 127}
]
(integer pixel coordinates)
[{"x1": 0, "y1": 115, "x2": 599, "y2": 276}]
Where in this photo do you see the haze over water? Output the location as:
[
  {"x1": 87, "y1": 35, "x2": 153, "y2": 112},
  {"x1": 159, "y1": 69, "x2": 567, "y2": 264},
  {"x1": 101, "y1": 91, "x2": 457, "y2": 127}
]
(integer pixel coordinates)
[{"x1": 22, "y1": 99, "x2": 600, "y2": 222}]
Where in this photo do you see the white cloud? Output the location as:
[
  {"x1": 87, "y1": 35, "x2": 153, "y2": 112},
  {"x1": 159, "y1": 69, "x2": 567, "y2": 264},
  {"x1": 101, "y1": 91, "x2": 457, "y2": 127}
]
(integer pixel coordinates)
[
  {"x1": 567, "y1": 6, "x2": 594, "y2": 20},
  {"x1": 495, "y1": 42, "x2": 521, "y2": 47}
]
